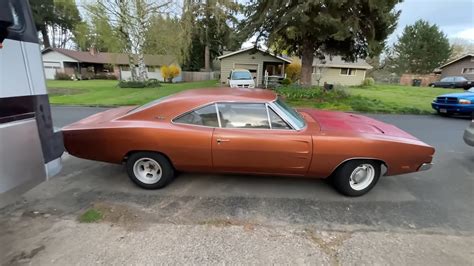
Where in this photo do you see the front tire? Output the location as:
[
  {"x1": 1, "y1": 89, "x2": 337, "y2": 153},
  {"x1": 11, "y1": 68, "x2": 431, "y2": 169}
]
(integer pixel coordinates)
[
  {"x1": 331, "y1": 160, "x2": 381, "y2": 197},
  {"x1": 126, "y1": 152, "x2": 175, "y2": 189}
]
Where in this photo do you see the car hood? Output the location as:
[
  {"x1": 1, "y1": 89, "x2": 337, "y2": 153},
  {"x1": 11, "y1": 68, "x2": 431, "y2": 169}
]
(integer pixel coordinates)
[
  {"x1": 438, "y1": 92, "x2": 474, "y2": 98},
  {"x1": 300, "y1": 109, "x2": 418, "y2": 140}
]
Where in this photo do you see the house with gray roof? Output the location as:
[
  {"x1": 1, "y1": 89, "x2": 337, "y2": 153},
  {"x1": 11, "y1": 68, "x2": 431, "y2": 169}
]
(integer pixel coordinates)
[
  {"x1": 311, "y1": 56, "x2": 372, "y2": 86},
  {"x1": 41, "y1": 48, "x2": 181, "y2": 81}
]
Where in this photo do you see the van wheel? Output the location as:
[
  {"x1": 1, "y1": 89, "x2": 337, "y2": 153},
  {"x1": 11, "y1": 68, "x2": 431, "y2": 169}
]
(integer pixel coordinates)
[
  {"x1": 331, "y1": 160, "x2": 381, "y2": 197},
  {"x1": 126, "y1": 152, "x2": 175, "y2": 189}
]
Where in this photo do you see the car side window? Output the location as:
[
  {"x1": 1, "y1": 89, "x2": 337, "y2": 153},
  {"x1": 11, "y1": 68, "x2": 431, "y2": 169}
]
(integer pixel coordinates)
[
  {"x1": 455, "y1": 76, "x2": 467, "y2": 82},
  {"x1": 173, "y1": 104, "x2": 219, "y2": 127},
  {"x1": 217, "y1": 103, "x2": 269, "y2": 129},
  {"x1": 268, "y1": 108, "x2": 291, "y2": 129}
]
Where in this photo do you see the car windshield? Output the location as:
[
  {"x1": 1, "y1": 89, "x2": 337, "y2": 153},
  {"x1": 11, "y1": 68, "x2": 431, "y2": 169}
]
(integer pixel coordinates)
[
  {"x1": 273, "y1": 98, "x2": 306, "y2": 129},
  {"x1": 231, "y1": 71, "x2": 252, "y2": 80},
  {"x1": 468, "y1": 88, "x2": 474, "y2": 93}
]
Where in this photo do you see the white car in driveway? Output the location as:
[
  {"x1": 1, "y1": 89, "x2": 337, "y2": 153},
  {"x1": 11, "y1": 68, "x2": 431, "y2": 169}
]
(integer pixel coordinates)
[
  {"x1": 228, "y1": 69, "x2": 256, "y2": 88},
  {"x1": 464, "y1": 119, "x2": 474, "y2": 146}
]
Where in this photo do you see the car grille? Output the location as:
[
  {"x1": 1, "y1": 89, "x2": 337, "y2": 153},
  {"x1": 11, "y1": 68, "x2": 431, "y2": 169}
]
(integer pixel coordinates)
[
  {"x1": 436, "y1": 97, "x2": 458, "y2": 104},
  {"x1": 236, "y1": 84, "x2": 250, "y2": 88}
]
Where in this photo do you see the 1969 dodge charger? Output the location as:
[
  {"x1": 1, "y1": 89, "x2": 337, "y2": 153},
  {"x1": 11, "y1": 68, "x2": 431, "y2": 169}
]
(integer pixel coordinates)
[{"x1": 63, "y1": 89, "x2": 435, "y2": 196}]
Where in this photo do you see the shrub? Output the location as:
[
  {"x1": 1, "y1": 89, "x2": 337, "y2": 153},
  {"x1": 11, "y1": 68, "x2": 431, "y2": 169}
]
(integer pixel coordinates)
[
  {"x1": 275, "y1": 85, "x2": 350, "y2": 101},
  {"x1": 93, "y1": 73, "x2": 109, "y2": 80},
  {"x1": 361, "y1": 77, "x2": 375, "y2": 86},
  {"x1": 118, "y1": 79, "x2": 161, "y2": 88},
  {"x1": 285, "y1": 59, "x2": 302, "y2": 82},
  {"x1": 280, "y1": 78, "x2": 292, "y2": 86},
  {"x1": 161, "y1": 64, "x2": 181, "y2": 83},
  {"x1": 54, "y1": 72, "x2": 71, "y2": 80}
]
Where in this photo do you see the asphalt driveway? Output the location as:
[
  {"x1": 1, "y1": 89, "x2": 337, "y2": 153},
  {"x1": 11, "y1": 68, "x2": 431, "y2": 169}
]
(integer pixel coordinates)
[
  {"x1": 0, "y1": 106, "x2": 472, "y2": 264},
  {"x1": 46, "y1": 106, "x2": 474, "y2": 232}
]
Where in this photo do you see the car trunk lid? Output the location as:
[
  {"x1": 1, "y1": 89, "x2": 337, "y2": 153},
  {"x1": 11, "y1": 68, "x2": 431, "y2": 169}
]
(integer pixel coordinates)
[{"x1": 62, "y1": 106, "x2": 136, "y2": 130}]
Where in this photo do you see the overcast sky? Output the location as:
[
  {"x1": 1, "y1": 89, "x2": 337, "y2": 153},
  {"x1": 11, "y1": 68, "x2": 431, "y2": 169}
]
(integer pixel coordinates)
[{"x1": 388, "y1": 0, "x2": 474, "y2": 44}]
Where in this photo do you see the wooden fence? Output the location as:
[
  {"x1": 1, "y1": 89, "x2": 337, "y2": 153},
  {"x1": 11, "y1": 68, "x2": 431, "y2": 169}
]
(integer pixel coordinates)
[{"x1": 182, "y1": 71, "x2": 219, "y2": 82}]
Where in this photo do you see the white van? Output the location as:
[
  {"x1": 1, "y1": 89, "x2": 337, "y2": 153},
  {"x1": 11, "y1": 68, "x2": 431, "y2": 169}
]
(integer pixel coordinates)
[
  {"x1": 0, "y1": 0, "x2": 64, "y2": 198},
  {"x1": 228, "y1": 69, "x2": 256, "y2": 88}
]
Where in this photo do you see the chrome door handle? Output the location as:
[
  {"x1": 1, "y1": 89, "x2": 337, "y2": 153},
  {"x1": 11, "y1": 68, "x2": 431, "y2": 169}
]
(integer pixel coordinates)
[{"x1": 217, "y1": 138, "x2": 230, "y2": 144}]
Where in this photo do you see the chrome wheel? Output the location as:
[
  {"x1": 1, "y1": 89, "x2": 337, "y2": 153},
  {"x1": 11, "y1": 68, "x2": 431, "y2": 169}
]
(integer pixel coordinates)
[
  {"x1": 133, "y1": 157, "x2": 162, "y2": 184},
  {"x1": 349, "y1": 164, "x2": 375, "y2": 191}
]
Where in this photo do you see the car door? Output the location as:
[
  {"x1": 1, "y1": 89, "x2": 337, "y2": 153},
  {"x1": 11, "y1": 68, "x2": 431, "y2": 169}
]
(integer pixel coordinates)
[{"x1": 212, "y1": 102, "x2": 312, "y2": 175}]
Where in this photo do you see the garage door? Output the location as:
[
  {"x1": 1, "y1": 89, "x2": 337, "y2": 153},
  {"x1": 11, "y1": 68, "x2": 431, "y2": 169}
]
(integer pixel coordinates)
[
  {"x1": 234, "y1": 63, "x2": 258, "y2": 84},
  {"x1": 43, "y1": 62, "x2": 61, "y2": 79}
]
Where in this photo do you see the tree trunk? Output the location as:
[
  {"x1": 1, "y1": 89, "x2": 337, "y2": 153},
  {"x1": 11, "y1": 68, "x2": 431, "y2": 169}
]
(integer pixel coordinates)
[
  {"x1": 127, "y1": 54, "x2": 138, "y2": 82},
  {"x1": 301, "y1": 41, "x2": 314, "y2": 87},
  {"x1": 40, "y1": 26, "x2": 51, "y2": 48},
  {"x1": 204, "y1": 44, "x2": 210, "y2": 71},
  {"x1": 137, "y1": 53, "x2": 148, "y2": 82}
]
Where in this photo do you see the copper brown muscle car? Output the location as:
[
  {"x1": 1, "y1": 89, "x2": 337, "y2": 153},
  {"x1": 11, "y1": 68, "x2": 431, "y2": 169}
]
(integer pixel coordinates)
[{"x1": 62, "y1": 88, "x2": 435, "y2": 196}]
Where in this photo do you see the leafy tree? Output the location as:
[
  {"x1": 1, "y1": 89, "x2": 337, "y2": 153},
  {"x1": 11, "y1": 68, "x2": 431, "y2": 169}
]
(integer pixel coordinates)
[
  {"x1": 87, "y1": 0, "x2": 170, "y2": 82},
  {"x1": 449, "y1": 38, "x2": 474, "y2": 60},
  {"x1": 30, "y1": 0, "x2": 82, "y2": 48},
  {"x1": 181, "y1": 0, "x2": 244, "y2": 71},
  {"x1": 242, "y1": 0, "x2": 401, "y2": 86},
  {"x1": 74, "y1": 5, "x2": 122, "y2": 53},
  {"x1": 143, "y1": 16, "x2": 183, "y2": 58},
  {"x1": 392, "y1": 20, "x2": 451, "y2": 74}
]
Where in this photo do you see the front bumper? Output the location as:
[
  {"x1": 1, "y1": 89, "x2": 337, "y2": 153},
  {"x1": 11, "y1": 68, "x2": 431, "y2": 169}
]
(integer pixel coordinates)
[
  {"x1": 418, "y1": 163, "x2": 433, "y2": 172},
  {"x1": 431, "y1": 102, "x2": 474, "y2": 114}
]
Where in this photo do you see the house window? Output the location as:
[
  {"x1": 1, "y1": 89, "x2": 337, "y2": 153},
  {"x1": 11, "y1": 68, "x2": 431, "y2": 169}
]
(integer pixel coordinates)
[
  {"x1": 147, "y1": 66, "x2": 156, "y2": 72},
  {"x1": 340, "y1": 68, "x2": 355, "y2": 76},
  {"x1": 462, "y1": 68, "x2": 474, "y2": 74},
  {"x1": 121, "y1": 65, "x2": 130, "y2": 71}
]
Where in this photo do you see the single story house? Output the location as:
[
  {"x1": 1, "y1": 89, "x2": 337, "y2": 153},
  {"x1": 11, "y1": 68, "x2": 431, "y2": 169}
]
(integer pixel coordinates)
[
  {"x1": 41, "y1": 48, "x2": 182, "y2": 82},
  {"x1": 435, "y1": 54, "x2": 474, "y2": 80},
  {"x1": 218, "y1": 47, "x2": 292, "y2": 86},
  {"x1": 312, "y1": 56, "x2": 372, "y2": 86}
]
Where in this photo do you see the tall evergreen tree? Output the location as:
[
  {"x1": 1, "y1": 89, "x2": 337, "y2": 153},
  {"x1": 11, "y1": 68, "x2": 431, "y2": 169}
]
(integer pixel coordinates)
[
  {"x1": 242, "y1": 0, "x2": 401, "y2": 86},
  {"x1": 181, "y1": 0, "x2": 244, "y2": 71},
  {"x1": 393, "y1": 20, "x2": 451, "y2": 74}
]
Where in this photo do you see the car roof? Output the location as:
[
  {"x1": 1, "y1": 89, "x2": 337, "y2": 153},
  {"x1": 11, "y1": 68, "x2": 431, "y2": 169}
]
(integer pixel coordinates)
[
  {"x1": 164, "y1": 88, "x2": 276, "y2": 103},
  {"x1": 232, "y1": 69, "x2": 251, "y2": 72},
  {"x1": 126, "y1": 88, "x2": 278, "y2": 119}
]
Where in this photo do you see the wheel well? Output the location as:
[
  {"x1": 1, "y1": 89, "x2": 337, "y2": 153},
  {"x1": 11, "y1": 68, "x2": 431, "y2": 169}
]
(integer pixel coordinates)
[
  {"x1": 123, "y1": 150, "x2": 175, "y2": 169},
  {"x1": 330, "y1": 158, "x2": 388, "y2": 177}
]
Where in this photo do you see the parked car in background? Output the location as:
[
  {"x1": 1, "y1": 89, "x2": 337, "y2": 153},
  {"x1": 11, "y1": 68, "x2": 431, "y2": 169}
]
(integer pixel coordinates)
[
  {"x1": 429, "y1": 76, "x2": 473, "y2": 90},
  {"x1": 62, "y1": 89, "x2": 435, "y2": 197},
  {"x1": 228, "y1": 69, "x2": 256, "y2": 88},
  {"x1": 464, "y1": 120, "x2": 474, "y2": 146},
  {"x1": 432, "y1": 88, "x2": 474, "y2": 117}
]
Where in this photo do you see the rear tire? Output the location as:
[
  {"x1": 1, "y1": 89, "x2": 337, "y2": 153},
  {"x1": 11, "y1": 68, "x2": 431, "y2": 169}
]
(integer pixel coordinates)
[
  {"x1": 126, "y1": 152, "x2": 175, "y2": 189},
  {"x1": 331, "y1": 160, "x2": 381, "y2": 197}
]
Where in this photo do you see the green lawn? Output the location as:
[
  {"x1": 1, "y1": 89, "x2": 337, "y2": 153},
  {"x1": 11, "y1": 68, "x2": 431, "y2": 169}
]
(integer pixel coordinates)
[
  {"x1": 350, "y1": 84, "x2": 464, "y2": 113},
  {"x1": 48, "y1": 79, "x2": 219, "y2": 106},
  {"x1": 282, "y1": 84, "x2": 464, "y2": 114},
  {"x1": 47, "y1": 80, "x2": 464, "y2": 114}
]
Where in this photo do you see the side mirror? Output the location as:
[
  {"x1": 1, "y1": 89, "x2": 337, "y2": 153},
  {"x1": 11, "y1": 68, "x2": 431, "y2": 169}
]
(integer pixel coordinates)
[{"x1": 0, "y1": 2, "x2": 14, "y2": 45}]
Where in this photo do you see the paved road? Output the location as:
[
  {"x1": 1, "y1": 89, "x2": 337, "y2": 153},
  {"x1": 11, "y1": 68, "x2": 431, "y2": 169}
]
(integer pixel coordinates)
[{"x1": 49, "y1": 106, "x2": 474, "y2": 234}]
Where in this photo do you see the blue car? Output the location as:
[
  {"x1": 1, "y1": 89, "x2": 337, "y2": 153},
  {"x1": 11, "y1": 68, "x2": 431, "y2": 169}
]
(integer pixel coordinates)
[{"x1": 432, "y1": 88, "x2": 474, "y2": 117}]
